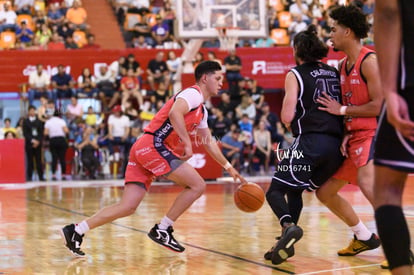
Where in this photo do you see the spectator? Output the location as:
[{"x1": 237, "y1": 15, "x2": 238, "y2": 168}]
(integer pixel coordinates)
[
  {"x1": 14, "y1": 0, "x2": 34, "y2": 15},
  {"x1": 166, "y1": 50, "x2": 181, "y2": 85},
  {"x1": 0, "y1": 2, "x2": 17, "y2": 32},
  {"x1": 16, "y1": 21, "x2": 34, "y2": 46},
  {"x1": 259, "y1": 102, "x2": 287, "y2": 145},
  {"x1": 4, "y1": 131, "x2": 17, "y2": 139},
  {"x1": 28, "y1": 64, "x2": 52, "y2": 106},
  {"x1": 151, "y1": 14, "x2": 170, "y2": 48},
  {"x1": 216, "y1": 91, "x2": 236, "y2": 121},
  {"x1": 192, "y1": 51, "x2": 204, "y2": 69},
  {"x1": 238, "y1": 113, "x2": 254, "y2": 140},
  {"x1": 122, "y1": 99, "x2": 139, "y2": 125},
  {"x1": 107, "y1": 104, "x2": 130, "y2": 161},
  {"x1": 150, "y1": 81, "x2": 169, "y2": 109},
  {"x1": 127, "y1": 0, "x2": 150, "y2": 15},
  {"x1": 75, "y1": 126, "x2": 99, "y2": 179},
  {"x1": 289, "y1": 0, "x2": 310, "y2": 23},
  {"x1": 146, "y1": 51, "x2": 170, "y2": 92},
  {"x1": 51, "y1": 64, "x2": 76, "y2": 101},
  {"x1": 64, "y1": 35, "x2": 78, "y2": 49},
  {"x1": 109, "y1": 55, "x2": 127, "y2": 88},
  {"x1": 82, "y1": 34, "x2": 100, "y2": 49},
  {"x1": 210, "y1": 107, "x2": 231, "y2": 140},
  {"x1": 37, "y1": 94, "x2": 50, "y2": 123},
  {"x1": 235, "y1": 94, "x2": 256, "y2": 120},
  {"x1": 47, "y1": 2, "x2": 65, "y2": 28},
  {"x1": 206, "y1": 51, "x2": 222, "y2": 66},
  {"x1": 47, "y1": 32, "x2": 66, "y2": 50},
  {"x1": 57, "y1": 23, "x2": 74, "y2": 40},
  {"x1": 224, "y1": 49, "x2": 243, "y2": 92},
  {"x1": 246, "y1": 78, "x2": 265, "y2": 110},
  {"x1": 131, "y1": 35, "x2": 150, "y2": 49},
  {"x1": 0, "y1": 118, "x2": 17, "y2": 139},
  {"x1": 120, "y1": 68, "x2": 143, "y2": 109},
  {"x1": 150, "y1": 0, "x2": 164, "y2": 14},
  {"x1": 132, "y1": 13, "x2": 154, "y2": 47},
  {"x1": 221, "y1": 128, "x2": 244, "y2": 170},
  {"x1": 253, "y1": 120, "x2": 275, "y2": 174},
  {"x1": 288, "y1": 14, "x2": 308, "y2": 41},
  {"x1": 83, "y1": 106, "x2": 100, "y2": 127},
  {"x1": 15, "y1": 117, "x2": 25, "y2": 138},
  {"x1": 23, "y1": 105, "x2": 45, "y2": 181},
  {"x1": 35, "y1": 23, "x2": 53, "y2": 47},
  {"x1": 44, "y1": 106, "x2": 69, "y2": 181},
  {"x1": 255, "y1": 37, "x2": 275, "y2": 48},
  {"x1": 66, "y1": 94, "x2": 84, "y2": 139},
  {"x1": 65, "y1": 0, "x2": 89, "y2": 31},
  {"x1": 122, "y1": 53, "x2": 143, "y2": 83},
  {"x1": 77, "y1": 67, "x2": 98, "y2": 98},
  {"x1": 95, "y1": 64, "x2": 120, "y2": 111}
]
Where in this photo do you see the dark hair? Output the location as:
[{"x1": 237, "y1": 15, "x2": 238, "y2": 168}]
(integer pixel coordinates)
[
  {"x1": 28, "y1": 105, "x2": 36, "y2": 111},
  {"x1": 4, "y1": 117, "x2": 11, "y2": 123},
  {"x1": 329, "y1": 5, "x2": 369, "y2": 39},
  {"x1": 194, "y1": 61, "x2": 222, "y2": 81},
  {"x1": 294, "y1": 24, "x2": 328, "y2": 63}
]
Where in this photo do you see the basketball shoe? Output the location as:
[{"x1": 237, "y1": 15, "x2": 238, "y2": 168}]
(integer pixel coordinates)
[
  {"x1": 148, "y1": 224, "x2": 185, "y2": 252},
  {"x1": 337, "y1": 233, "x2": 381, "y2": 256},
  {"x1": 264, "y1": 236, "x2": 295, "y2": 260},
  {"x1": 60, "y1": 224, "x2": 85, "y2": 257},
  {"x1": 270, "y1": 224, "x2": 303, "y2": 265}
]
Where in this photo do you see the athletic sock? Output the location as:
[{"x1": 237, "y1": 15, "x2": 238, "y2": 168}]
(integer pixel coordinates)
[
  {"x1": 350, "y1": 220, "x2": 372, "y2": 241},
  {"x1": 158, "y1": 216, "x2": 174, "y2": 230},
  {"x1": 375, "y1": 205, "x2": 411, "y2": 270},
  {"x1": 75, "y1": 220, "x2": 90, "y2": 235}
]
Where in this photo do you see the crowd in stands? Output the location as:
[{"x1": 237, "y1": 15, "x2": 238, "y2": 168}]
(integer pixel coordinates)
[
  {"x1": 1, "y1": 49, "x2": 294, "y2": 181},
  {"x1": 0, "y1": 0, "x2": 98, "y2": 50},
  {"x1": 0, "y1": 0, "x2": 375, "y2": 50}
]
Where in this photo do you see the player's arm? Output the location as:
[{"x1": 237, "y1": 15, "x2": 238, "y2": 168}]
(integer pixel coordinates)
[
  {"x1": 343, "y1": 54, "x2": 383, "y2": 117},
  {"x1": 374, "y1": 0, "x2": 414, "y2": 140},
  {"x1": 169, "y1": 98, "x2": 192, "y2": 160},
  {"x1": 197, "y1": 127, "x2": 247, "y2": 184},
  {"x1": 281, "y1": 71, "x2": 298, "y2": 129}
]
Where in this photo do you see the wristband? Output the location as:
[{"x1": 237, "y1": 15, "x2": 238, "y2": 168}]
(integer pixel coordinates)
[
  {"x1": 339, "y1": 106, "x2": 348, "y2": 116},
  {"x1": 223, "y1": 162, "x2": 232, "y2": 170}
]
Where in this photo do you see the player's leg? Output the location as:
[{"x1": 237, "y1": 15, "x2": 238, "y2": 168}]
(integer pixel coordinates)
[
  {"x1": 357, "y1": 159, "x2": 375, "y2": 205},
  {"x1": 148, "y1": 162, "x2": 205, "y2": 253},
  {"x1": 374, "y1": 165, "x2": 412, "y2": 274}
]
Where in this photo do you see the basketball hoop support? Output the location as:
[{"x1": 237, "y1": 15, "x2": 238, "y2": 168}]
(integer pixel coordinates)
[{"x1": 216, "y1": 27, "x2": 239, "y2": 51}]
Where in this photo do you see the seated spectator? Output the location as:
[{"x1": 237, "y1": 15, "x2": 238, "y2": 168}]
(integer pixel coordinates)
[
  {"x1": 235, "y1": 94, "x2": 256, "y2": 120},
  {"x1": 131, "y1": 35, "x2": 150, "y2": 49},
  {"x1": 246, "y1": 78, "x2": 265, "y2": 109},
  {"x1": 66, "y1": 95, "x2": 84, "y2": 138},
  {"x1": 47, "y1": 32, "x2": 66, "y2": 50},
  {"x1": 132, "y1": 14, "x2": 154, "y2": 47},
  {"x1": 37, "y1": 95, "x2": 50, "y2": 123},
  {"x1": 0, "y1": 2, "x2": 17, "y2": 32},
  {"x1": 253, "y1": 120, "x2": 275, "y2": 174},
  {"x1": 57, "y1": 23, "x2": 74, "y2": 39},
  {"x1": 65, "y1": 0, "x2": 89, "y2": 31},
  {"x1": 28, "y1": 64, "x2": 52, "y2": 106},
  {"x1": 210, "y1": 107, "x2": 231, "y2": 140},
  {"x1": 33, "y1": 9, "x2": 47, "y2": 30},
  {"x1": 4, "y1": 131, "x2": 17, "y2": 139},
  {"x1": 47, "y1": 2, "x2": 65, "y2": 28},
  {"x1": 51, "y1": 64, "x2": 76, "y2": 100},
  {"x1": 64, "y1": 35, "x2": 78, "y2": 49},
  {"x1": 288, "y1": 14, "x2": 308, "y2": 41},
  {"x1": 221, "y1": 128, "x2": 244, "y2": 170},
  {"x1": 255, "y1": 37, "x2": 275, "y2": 48},
  {"x1": 216, "y1": 91, "x2": 236, "y2": 121},
  {"x1": 238, "y1": 113, "x2": 253, "y2": 143},
  {"x1": 35, "y1": 23, "x2": 52, "y2": 47},
  {"x1": 159, "y1": 0, "x2": 175, "y2": 32},
  {"x1": 166, "y1": 50, "x2": 181, "y2": 84},
  {"x1": 107, "y1": 104, "x2": 130, "y2": 161},
  {"x1": 122, "y1": 53, "x2": 143, "y2": 84},
  {"x1": 150, "y1": 81, "x2": 169, "y2": 108},
  {"x1": 16, "y1": 21, "x2": 34, "y2": 46},
  {"x1": 258, "y1": 102, "x2": 287, "y2": 145},
  {"x1": 14, "y1": 0, "x2": 34, "y2": 15},
  {"x1": 127, "y1": 0, "x2": 150, "y2": 15},
  {"x1": 82, "y1": 34, "x2": 100, "y2": 49},
  {"x1": 120, "y1": 68, "x2": 143, "y2": 109},
  {"x1": 146, "y1": 51, "x2": 170, "y2": 92},
  {"x1": 0, "y1": 118, "x2": 17, "y2": 139},
  {"x1": 151, "y1": 14, "x2": 170, "y2": 48},
  {"x1": 83, "y1": 105, "x2": 101, "y2": 127},
  {"x1": 122, "y1": 99, "x2": 139, "y2": 125},
  {"x1": 77, "y1": 67, "x2": 98, "y2": 98},
  {"x1": 75, "y1": 126, "x2": 99, "y2": 179},
  {"x1": 224, "y1": 49, "x2": 243, "y2": 92},
  {"x1": 289, "y1": 0, "x2": 310, "y2": 23},
  {"x1": 95, "y1": 64, "x2": 120, "y2": 111}
]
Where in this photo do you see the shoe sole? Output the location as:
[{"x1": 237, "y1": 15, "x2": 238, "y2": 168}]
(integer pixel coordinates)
[
  {"x1": 59, "y1": 229, "x2": 85, "y2": 258},
  {"x1": 147, "y1": 233, "x2": 185, "y2": 253},
  {"x1": 271, "y1": 226, "x2": 303, "y2": 265},
  {"x1": 264, "y1": 245, "x2": 294, "y2": 261}
]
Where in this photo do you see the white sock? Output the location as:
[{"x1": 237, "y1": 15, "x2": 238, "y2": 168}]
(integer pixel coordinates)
[
  {"x1": 350, "y1": 220, "x2": 372, "y2": 241},
  {"x1": 75, "y1": 220, "x2": 90, "y2": 235},
  {"x1": 158, "y1": 216, "x2": 174, "y2": 230}
]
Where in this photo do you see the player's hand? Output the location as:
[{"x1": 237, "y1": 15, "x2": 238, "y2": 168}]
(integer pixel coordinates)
[
  {"x1": 317, "y1": 92, "x2": 342, "y2": 115},
  {"x1": 340, "y1": 134, "x2": 351, "y2": 157},
  {"x1": 227, "y1": 166, "x2": 248, "y2": 185},
  {"x1": 386, "y1": 93, "x2": 414, "y2": 141},
  {"x1": 179, "y1": 144, "x2": 193, "y2": 161}
]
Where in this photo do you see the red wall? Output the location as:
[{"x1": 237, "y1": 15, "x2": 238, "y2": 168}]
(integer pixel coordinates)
[{"x1": 0, "y1": 48, "x2": 346, "y2": 92}]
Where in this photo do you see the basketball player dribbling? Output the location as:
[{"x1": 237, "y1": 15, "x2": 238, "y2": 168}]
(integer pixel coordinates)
[{"x1": 60, "y1": 61, "x2": 247, "y2": 256}]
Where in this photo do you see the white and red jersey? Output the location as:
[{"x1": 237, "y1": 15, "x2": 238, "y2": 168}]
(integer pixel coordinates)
[{"x1": 143, "y1": 85, "x2": 208, "y2": 150}]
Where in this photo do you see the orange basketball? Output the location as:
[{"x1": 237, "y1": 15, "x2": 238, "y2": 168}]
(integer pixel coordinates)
[{"x1": 234, "y1": 182, "x2": 265, "y2": 212}]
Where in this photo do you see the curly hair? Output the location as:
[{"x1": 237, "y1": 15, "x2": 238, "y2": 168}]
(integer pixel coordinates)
[
  {"x1": 294, "y1": 24, "x2": 329, "y2": 63},
  {"x1": 329, "y1": 5, "x2": 369, "y2": 39}
]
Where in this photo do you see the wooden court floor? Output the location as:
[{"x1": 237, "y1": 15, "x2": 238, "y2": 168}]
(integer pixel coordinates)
[{"x1": 1, "y1": 176, "x2": 414, "y2": 275}]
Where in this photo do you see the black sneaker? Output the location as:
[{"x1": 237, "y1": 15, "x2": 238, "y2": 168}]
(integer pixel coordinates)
[
  {"x1": 60, "y1": 224, "x2": 85, "y2": 257},
  {"x1": 271, "y1": 224, "x2": 303, "y2": 265},
  {"x1": 147, "y1": 224, "x2": 185, "y2": 253},
  {"x1": 264, "y1": 238, "x2": 295, "y2": 261}
]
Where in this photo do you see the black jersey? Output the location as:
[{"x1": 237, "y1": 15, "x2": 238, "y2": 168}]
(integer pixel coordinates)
[
  {"x1": 290, "y1": 62, "x2": 343, "y2": 138},
  {"x1": 400, "y1": 0, "x2": 414, "y2": 89}
]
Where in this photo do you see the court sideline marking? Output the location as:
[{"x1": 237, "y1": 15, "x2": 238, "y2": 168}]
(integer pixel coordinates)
[{"x1": 29, "y1": 198, "x2": 295, "y2": 274}]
